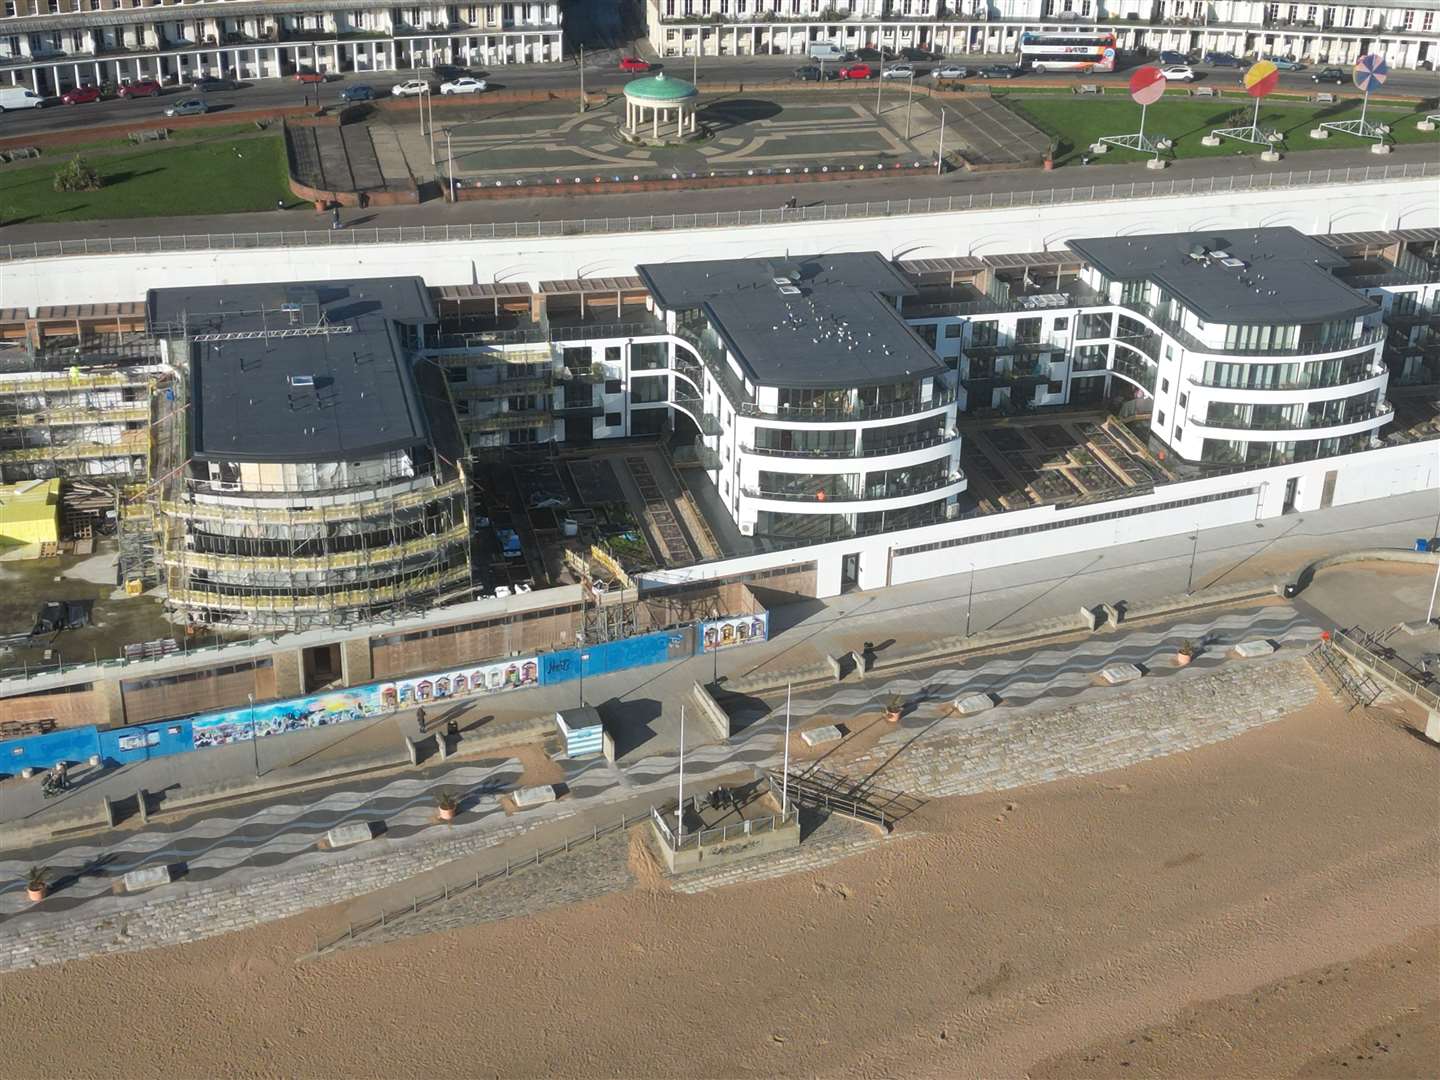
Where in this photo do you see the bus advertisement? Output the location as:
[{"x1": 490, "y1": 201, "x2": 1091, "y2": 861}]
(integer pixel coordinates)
[{"x1": 1018, "y1": 31, "x2": 1119, "y2": 74}]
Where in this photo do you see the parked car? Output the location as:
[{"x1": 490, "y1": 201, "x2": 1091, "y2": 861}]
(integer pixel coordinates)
[
  {"x1": 1202, "y1": 51, "x2": 1244, "y2": 67},
  {"x1": 191, "y1": 76, "x2": 239, "y2": 92},
  {"x1": 117, "y1": 79, "x2": 163, "y2": 98},
  {"x1": 391, "y1": 79, "x2": 431, "y2": 97},
  {"x1": 0, "y1": 86, "x2": 46, "y2": 110},
  {"x1": 1312, "y1": 66, "x2": 1346, "y2": 83},
  {"x1": 1158, "y1": 50, "x2": 1190, "y2": 65},
  {"x1": 1264, "y1": 55, "x2": 1305, "y2": 70},
  {"x1": 294, "y1": 69, "x2": 326, "y2": 83},
  {"x1": 1160, "y1": 64, "x2": 1196, "y2": 81},
  {"x1": 619, "y1": 56, "x2": 651, "y2": 72},
  {"x1": 931, "y1": 64, "x2": 969, "y2": 80},
  {"x1": 881, "y1": 63, "x2": 916, "y2": 79},
  {"x1": 440, "y1": 76, "x2": 487, "y2": 94},
  {"x1": 978, "y1": 64, "x2": 1019, "y2": 79},
  {"x1": 60, "y1": 84, "x2": 101, "y2": 104},
  {"x1": 339, "y1": 84, "x2": 375, "y2": 102},
  {"x1": 431, "y1": 64, "x2": 464, "y2": 82},
  {"x1": 164, "y1": 96, "x2": 208, "y2": 116},
  {"x1": 899, "y1": 46, "x2": 940, "y2": 62},
  {"x1": 837, "y1": 63, "x2": 874, "y2": 80},
  {"x1": 792, "y1": 65, "x2": 835, "y2": 81},
  {"x1": 852, "y1": 47, "x2": 892, "y2": 62}
]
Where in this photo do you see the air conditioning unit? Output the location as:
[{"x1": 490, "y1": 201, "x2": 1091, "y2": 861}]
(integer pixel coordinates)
[{"x1": 739, "y1": 522, "x2": 754, "y2": 536}]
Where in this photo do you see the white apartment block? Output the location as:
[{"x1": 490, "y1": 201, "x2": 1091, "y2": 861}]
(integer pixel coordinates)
[
  {"x1": 0, "y1": 0, "x2": 560, "y2": 95},
  {"x1": 425, "y1": 226, "x2": 1435, "y2": 548},
  {"x1": 645, "y1": 0, "x2": 1439, "y2": 70}
]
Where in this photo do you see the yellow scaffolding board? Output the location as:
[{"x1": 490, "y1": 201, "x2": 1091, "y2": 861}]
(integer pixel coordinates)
[
  {"x1": 460, "y1": 411, "x2": 553, "y2": 433},
  {"x1": 158, "y1": 476, "x2": 468, "y2": 526},
  {"x1": 0, "y1": 373, "x2": 150, "y2": 393},
  {"x1": 0, "y1": 435, "x2": 148, "y2": 463},
  {"x1": 168, "y1": 566, "x2": 473, "y2": 613},
  {"x1": 6, "y1": 405, "x2": 150, "y2": 426},
  {"x1": 164, "y1": 524, "x2": 470, "y2": 575}
]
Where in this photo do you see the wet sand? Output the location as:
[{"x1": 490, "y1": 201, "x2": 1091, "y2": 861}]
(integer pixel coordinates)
[{"x1": 0, "y1": 695, "x2": 1435, "y2": 1078}]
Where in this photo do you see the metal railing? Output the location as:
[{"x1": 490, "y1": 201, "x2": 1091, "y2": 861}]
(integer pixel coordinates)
[
  {"x1": 649, "y1": 801, "x2": 798, "y2": 852},
  {"x1": 740, "y1": 390, "x2": 956, "y2": 423},
  {"x1": 1192, "y1": 400, "x2": 1392, "y2": 431},
  {"x1": 1329, "y1": 626, "x2": 1440, "y2": 712},
  {"x1": 741, "y1": 431, "x2": 954, "y2": 459},
  {"x1": 1187, "y1": 361, "x2": 1388, "y2": 393},
  {"x1": 4, "y1": 162, "x2": 1436, "y2": 264}
]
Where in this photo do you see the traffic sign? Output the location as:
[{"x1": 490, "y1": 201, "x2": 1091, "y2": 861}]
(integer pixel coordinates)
[
  {"x1": 1242, "y1": 60, "x2": 1280, "y2": 98},
  {"x1": 1129, "y1": 65, "x2": 1166, "y2": 106},
  {"x1": 1353, "y1": 54, "x2": 1389, "y2": 93}
]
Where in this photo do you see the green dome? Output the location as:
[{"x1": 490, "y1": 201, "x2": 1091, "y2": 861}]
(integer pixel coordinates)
[{"x1": 623, "y1": 72, "x2": 699, "y2": 102}]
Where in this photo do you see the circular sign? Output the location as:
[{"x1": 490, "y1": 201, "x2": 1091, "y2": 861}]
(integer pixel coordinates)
[
  {"x1": 1353, "y1": 53, "x2": 1389, "y2": 93},
  {"x1": 1129, "y1": 65, "x2": 1166, "y2": 106},
  {"x1": 1103, "y1": 47, "x2": 1116, "y2": 63},
  {"x1": 1242, "y1": 59, "x2": 1280, "y2": 98}
]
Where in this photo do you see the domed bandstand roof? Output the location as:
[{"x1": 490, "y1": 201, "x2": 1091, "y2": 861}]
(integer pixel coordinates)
[{"x1": 622, "y1": 72, "x2": 699, "y2": 103}]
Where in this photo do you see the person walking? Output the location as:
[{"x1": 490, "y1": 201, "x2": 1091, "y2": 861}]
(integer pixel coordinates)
[
  {"x1": 276, "y1": 198, "x2": 285, "y2": 212},
  {"x1": 415, "y1": 705, "x2": 427, "y2": 734},
  {"x1": 330, "y1": 205, "x2": 342, "y2": 230}
]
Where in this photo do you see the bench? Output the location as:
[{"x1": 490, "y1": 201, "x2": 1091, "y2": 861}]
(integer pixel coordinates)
[
  {"x1": 1189, "y1": 85, "x2": 1218, "y2": 97},
  {"x1": 0, "y1": 146, "x2": 40, "y2": 163},
  {"x1": 127, "y1": 128, "x2": 169, "y2": 144},
  {"x1": 1314, "y1": 91, "x2": 1337, "y2": 103},
  {"x1": 1074, "y1": 83, "x2": 1100, "y2": 95}
]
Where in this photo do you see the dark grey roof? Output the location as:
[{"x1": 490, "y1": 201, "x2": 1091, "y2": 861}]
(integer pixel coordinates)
[
  {"x1": 148, "y1": 278, "x2": 434, "y2": 465},
  {"x1": 1068, "y1": 227, "x2": 1376, "y2": 326},
  {"x1": 636, "y1": 252, "x2": 944, "y2": 389}
]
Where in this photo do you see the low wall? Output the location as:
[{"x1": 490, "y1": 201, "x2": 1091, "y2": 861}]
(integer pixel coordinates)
[{"x1": 690, "y1": 681, "x2": 731, "y2": 740}]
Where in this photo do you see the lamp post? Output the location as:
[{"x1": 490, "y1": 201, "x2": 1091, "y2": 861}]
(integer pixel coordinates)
[
  {"x1": 904, "y1": 71, "x2": 915, "y2": 139},
  {"x1": 247, "y1": 692, "x2": 260, "y2": 778},
  {"x1": 579, "y1": 651, "x2": 591, "y2": 706},
  {"x1": 936, "y1": 105, "x2": 946, "y2": 175},
  {"x1": 875, "y1": 69, "x2": 883, "y2": 114},
  {"x1": 709, "y1": 609, "x2": 719, "y2": 685},
  {"x1": 444, "y1": 126, "x2": 455, "y2": 202},
  {"x1": 579, "y1": 43, "x2": 585, "y2": 112},
  {"x1": 966, "y1": 562, "x2": 975, "y2": 637},
  {"x1": 1186, "y1": 524, "x2": 1200, "y2": 595},
  {"x1": 426, "y1": 85, "x2": 436, "y2": 165}
]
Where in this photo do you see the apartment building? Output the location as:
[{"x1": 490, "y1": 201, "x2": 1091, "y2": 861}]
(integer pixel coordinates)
[
  {"x1": 644, "y1": 0, "x2": 1437, "y2": 71},
  {"x1": 144, "y1": 277, "x2": 472, "y2": 632},
  {"x1": 0, "y1": 0, "x2": 561, "y2": 95}
]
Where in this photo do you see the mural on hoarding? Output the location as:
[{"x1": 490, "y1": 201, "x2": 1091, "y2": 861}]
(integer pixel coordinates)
[
  {"x1": 699, "y1": 612, "x2": 769, "y2": 653},
  {"x1": 387, "y1": 656, "x2": 539, "y2": 707},
  {"x1": 191, "y1": 686, "x2": 387, "y2": 748}
]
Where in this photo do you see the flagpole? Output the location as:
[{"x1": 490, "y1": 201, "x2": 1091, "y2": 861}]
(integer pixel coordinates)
[
  {"x1": 677, "y1": 704, "x2": 686, "y2": 843},
  {"x1": 781, "y1": 683, "x2": 791, "y2": 816}
]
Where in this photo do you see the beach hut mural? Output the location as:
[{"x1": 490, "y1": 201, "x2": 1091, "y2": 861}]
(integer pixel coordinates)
[
  {"x1": 435, "y1": 676, "x2": 452, "y2": 697},
  {"x1": 699, "y1": 612, "x2": 771, "y2": 653}
]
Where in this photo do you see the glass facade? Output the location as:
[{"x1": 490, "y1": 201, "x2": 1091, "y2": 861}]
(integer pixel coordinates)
[
  {"x1": 751, "y1": 427, "x2": 857, "y2": 456},
  {"x1": 1198, "y1": 349, "x2": 1378, "y2": 390},
  {"x1": 1202, "y1": 390, "x2": 1383, "y2": 431},
  {"x1": 1199, "y1": 433, "x2": 1373, "y2": 466}
]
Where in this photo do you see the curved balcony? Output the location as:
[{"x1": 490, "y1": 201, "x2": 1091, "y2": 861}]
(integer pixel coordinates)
[
  {"x1": 738, "y1": 390, "x2": 956, "y2": 426},
  {"x1": 1119, "y1": 299, "x2": 1386, "y2": 359},
  {"x1": 1190, "y1": 402, "x2": 1392, "y2": 441},
  {"x1": 740, "y1": 470, "x2": 966, "y2": 516},
  {"x1": 740, "y1": 431, "x2": 956, "y2": 461},
  {"x1": 1185, "y1": 363, "x2": 1388, "y2": 403}
]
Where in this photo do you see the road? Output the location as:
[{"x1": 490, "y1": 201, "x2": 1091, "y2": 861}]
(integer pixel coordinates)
[{"x1": 2, "y1": 49, "x2": 1436, "y2": 141}]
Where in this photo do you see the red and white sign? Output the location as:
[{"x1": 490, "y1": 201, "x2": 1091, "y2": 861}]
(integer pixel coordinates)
[{"x1": 1128, "y1": 65, "x2": 1166, "y2": 106}]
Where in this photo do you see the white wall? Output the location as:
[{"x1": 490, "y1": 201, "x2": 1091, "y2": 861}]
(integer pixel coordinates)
[
  {"x1": 3, "y1": 178, "x2": 1436, "y2": 311},
  {"x1": 641, "y1": 437, "x2": 1440, "y2": 598}
]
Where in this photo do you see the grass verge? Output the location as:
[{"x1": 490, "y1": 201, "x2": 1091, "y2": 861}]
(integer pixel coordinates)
[{"x1": 0, "y1": 133, "x2": 290, "y2": 223}]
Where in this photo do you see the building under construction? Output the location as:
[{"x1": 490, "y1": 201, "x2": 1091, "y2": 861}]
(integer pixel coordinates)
[{"x1": 142, "y1": 278, "x2": 472, "y2": 633}]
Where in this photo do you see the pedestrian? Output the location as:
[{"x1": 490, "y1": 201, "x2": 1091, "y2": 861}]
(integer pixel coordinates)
[
  {"x1": 446, "y1": 718, "x2": 459, "y2": 740},
  {"x1": 330, "y1": 205, "x2": 342, "y2": 231},
  {"x1": 787, "y1": 196, "x2": 798, "y2": 210},
  {"x1": 276, "y1": 198, "x2": 285, "y2": 212},
  {"x1": 415, "y1": 705, "x2": 427, "y2": 734}
]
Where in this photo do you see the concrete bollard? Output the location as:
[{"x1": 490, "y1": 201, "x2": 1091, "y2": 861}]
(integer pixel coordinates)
[
  {"x1": 102, "y1": 795, "x2": 118, "y2": 828},
  {"x1": 851, "y1": 649, "x2": 871, "y2": 675},
  {"x1": 435, "y1": 733, "x2": 450, "y2": 762},
  {"x1": 827, "y1": 655, "x2": 845, "y2": 682},
  {"x1": 1080, "y1": 605, "x2": 1100, "y2": 631},
  {"x1": 404, "y1": 736, "x2": 419, "y2": 766},
  {"x1": 137, "y1": 789, "x2": 150, "y2": 823},
  {"x1": 1101, "y1": 602, "x2": 1124, "y2": 627}
]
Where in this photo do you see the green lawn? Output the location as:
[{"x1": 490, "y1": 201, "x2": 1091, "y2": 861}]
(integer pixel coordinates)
[
  {"x1": 1005, "y1": 96, "x2": 1436, "y2": 165},
  {"x1": 0, "y1": 133, "x2": 290, "y2": 223}
]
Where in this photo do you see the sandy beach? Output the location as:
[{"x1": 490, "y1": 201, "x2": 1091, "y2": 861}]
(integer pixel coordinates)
[{"x1": 0, "y1": 692, "x2": 1435, "y2": 1079}]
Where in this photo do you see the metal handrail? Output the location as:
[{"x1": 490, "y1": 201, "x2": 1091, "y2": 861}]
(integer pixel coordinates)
[
  {"x1": 4, "y1": 162, "x2": 1436, "y2": 264},
  {"x1": 1330, "y1": 627, "x2": 1440, "y2": 711},
  {"x1": 739, "y1": 390, "x2": 956, "y2": 423}
]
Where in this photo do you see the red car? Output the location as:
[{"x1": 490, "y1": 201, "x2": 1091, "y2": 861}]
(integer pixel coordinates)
[
  {"x1": 117, "y1": 79, "x2": 163, "y2": 98},
  {"x1": 295, "y1": 70, "x2": 325, "y2": 83},
  {"x1": 619, "y1": 56, "x2": 651, "y2": 73},
  {"x1": 60, "y1": 84, "x2": 101, "y2": 105},
  {"x1": 837, "y1": 63, "x2": 874, "y2": 79}
]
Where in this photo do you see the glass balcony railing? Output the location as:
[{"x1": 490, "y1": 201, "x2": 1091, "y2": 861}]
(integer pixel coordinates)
[
  {"x1": 739, "y1": 390, "x2": 955, "y2": 424},
  {"x1": 743, "y1": 469, "x2": 963, "y2": 505},
  {"x1": 742, "y1": 431, "x2": 954, "y2": 460},
  {"x1": 1194, "y1": 401, "x2": 1393, "y2": 432},
  {"x1": 1188, "y1": 362, "x2": 1388, "y2": 393}
]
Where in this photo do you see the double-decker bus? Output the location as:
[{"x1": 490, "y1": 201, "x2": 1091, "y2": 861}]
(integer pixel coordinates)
[{"x1": 1018, "y1": 30, "x2": 1119, "y2": 74}]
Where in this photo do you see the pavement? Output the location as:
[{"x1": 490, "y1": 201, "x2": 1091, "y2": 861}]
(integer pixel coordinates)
[
  {"x1": 2, "y1": 484, "x2": 1436, "y2": 843},
  {"x1": 0, "y1": 104, "x2": 1435, "y2": 250}
]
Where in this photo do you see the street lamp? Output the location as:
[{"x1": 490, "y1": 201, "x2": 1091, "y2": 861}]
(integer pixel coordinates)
[
  {"x1": 444, "y1": 127, "x2": 455, "y2": 202},
  {"x1": 1185, "y1": 524, "x2": 1200, "y2": 595},
  {"x1": 965, "y1": 563, "x2": 975, "y2": 637},
  {"x1": 247, "y1": 692, "x2": 260, "y2": 778},
  {"x1": 936, "y1": 104, "x2": 947, "y2": 175},
  {"x1": 709, "y1": 609, "x2": 719, "y2": 685},
  {"x1": 904, "y1": 71, "x2": 915, "y2": 139},
  {"x1": 579, "y1": 651, "x2": 591, "y2": 706}
]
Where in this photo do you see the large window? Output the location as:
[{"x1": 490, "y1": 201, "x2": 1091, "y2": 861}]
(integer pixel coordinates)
[
  {"x1": 755, "y1": 470, "x2": 859, "y2": 501},
  {"x1": 631, "y1": 342, "x2": 667, "y2": 370},
  {"x1": 1200, "y1": 348, "x2": 1376, "y2": 390},
  {"x1": 751, "y1": 427, "x2": 856, "y2": 456}
]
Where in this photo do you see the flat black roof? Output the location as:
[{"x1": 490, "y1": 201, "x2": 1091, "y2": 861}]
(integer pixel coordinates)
[
  {"x1": 1068, "y1": 228, "x2": 1376, "y2": 326},
  {"x1": 148, "y1": 279, "x2": 435, "y2": 465},
  {"x1": 637, "y1": 253, "x2": 944, "y2": 388}
]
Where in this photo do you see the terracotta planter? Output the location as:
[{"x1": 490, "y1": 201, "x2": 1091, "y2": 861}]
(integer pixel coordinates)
[
  {"x1": 26, "y1": 885, "x2": 46, "y2": 903},
  {"x1": 884, "y1": 709, "x2": 902, "y2": 723},
  {"x1": 1176, "y1": 652, "x2": 1192, "y2": 666},
  {"x1": 438, "y1": 807, "x2": 456, "y2": 821},
  {"x1": 1042, "y1": 157, "x2": 1054, "y2": 170}
]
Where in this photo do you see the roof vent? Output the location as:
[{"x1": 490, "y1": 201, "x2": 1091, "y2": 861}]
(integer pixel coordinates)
[
  {"x1": 777, "y1": 285, "x2": 802, "y2": 296},
  {"x1": 289, "y1": 374, "x2": 316, "y2": 388}
]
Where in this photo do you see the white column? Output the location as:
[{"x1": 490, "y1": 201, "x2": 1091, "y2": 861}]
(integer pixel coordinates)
[{"x1": 653, "y1": 106, "x2": 659, "y2": 139}]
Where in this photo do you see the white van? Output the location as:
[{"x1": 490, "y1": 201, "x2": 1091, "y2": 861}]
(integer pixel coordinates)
[
  {"x1": 0, "y1": 86, "x2": 47, "y2": 111},
  {"x1": 807, "y1": 42, "x2": 845, "y2": 61}
]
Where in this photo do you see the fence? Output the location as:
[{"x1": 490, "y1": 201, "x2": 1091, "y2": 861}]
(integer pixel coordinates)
[
  {"x1": 309, "y1": 810, "x2": 639, "y2": 956},
  {"x1": 649, "y1": 799, "x2": 798, "y2": 852},
  {"x1": 1329, "y1": 626, "x2": 1440, "y2": 711},
  {"x1": 3, "y1": 161, "x2": 1436, "y2": 264}
]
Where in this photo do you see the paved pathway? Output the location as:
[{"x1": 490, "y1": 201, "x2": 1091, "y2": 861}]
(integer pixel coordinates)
[{"x1": 0, "y1": 601, "x2": 1314, "y2": 929}]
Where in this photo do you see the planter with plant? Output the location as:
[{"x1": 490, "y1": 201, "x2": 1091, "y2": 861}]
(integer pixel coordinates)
[
  {"x1": 436, "y1": 790, "x2": 459, "y2": 821},
  {"x1": 26, "y1": 866, "x2": 49, "y2": 902},
  {"x1": 883, "y1": 694, "x2": 905, "y2": 723},
  {"x1": 1043, "y1": 136, "x2": 1062, "y2": 170},
  {"x1": 1176, "y1": 639, "x2": 1198, "y2": 666}
]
